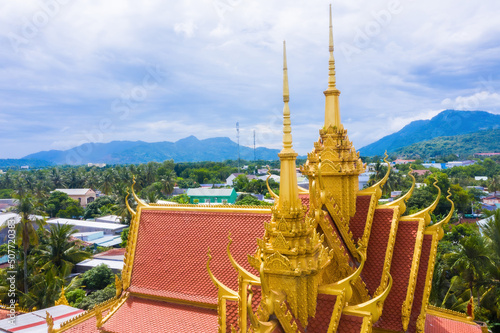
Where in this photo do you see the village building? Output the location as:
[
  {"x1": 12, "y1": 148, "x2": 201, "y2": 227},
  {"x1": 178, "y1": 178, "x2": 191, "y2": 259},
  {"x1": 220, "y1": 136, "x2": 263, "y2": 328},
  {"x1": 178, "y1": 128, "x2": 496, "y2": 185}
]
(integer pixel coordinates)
[
  {"x1": 44, "y1": 8, "x2": 486, "y2": 333},
  {"x1": 186, "y1": 188, "x2": 237, "y2": 204},
  {"x1": 53, "y1": 189, "x2": 96, "y2": 207}
]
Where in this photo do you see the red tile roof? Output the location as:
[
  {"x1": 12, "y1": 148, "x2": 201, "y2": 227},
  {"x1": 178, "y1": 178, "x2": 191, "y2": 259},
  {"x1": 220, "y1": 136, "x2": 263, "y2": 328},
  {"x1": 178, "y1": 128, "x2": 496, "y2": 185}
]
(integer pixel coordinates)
[
  {"x1": 375, "y1": 220, "x2": 420, "y2": 332},
  {"x1": 349, "y1": 195, "x2": 372, "y2": 242},
  {"x1": 94, "y1": 248, "x2": 126, "y2": 257},
  {"x1": 226, "y1": 300, "x2": 239, "y2": 333},
  {"x1": 425, "y1": 314, "x2": 483, "y2": 333},
  {"x1": 361, "y1": 208, "x2": 394, "y2": 296},
  {"x1": 63, "y1": 310, "x2": 109, "y2": 333},
  {"x1": 307, "y1": 293, "x2": 337, "y2": 332},
  {"x1": 299, "y1": 194, "x2": 310, "y2": 213},
  {"x1": 407, "y1": 234, "x2": 433, "y2": 333},
  {"x1": 337, "y1": 314, "x2": 363, "y2": 333},
  {"x1": 129, "y1": 210, "x2": 269, "y2": 305},
  {"x1": 101, "y1": 296, "x2": 218, "y2": 333}
]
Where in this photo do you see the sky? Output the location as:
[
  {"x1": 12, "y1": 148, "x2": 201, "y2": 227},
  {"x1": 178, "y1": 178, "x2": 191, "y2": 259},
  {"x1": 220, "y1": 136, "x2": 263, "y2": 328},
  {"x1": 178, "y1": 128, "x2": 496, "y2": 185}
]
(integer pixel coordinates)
[{"x1": 1, "y1": 0, "x2": 500, "y2": 159}]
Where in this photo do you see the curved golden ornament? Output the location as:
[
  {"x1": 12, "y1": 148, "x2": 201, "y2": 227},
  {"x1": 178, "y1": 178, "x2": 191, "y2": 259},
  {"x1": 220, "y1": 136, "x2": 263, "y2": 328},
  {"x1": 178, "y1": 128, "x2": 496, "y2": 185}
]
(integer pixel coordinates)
[
  {"x1": 319, "y1": 250, "x2": 366, "y2": 302},
  {"x1": 131, "y1": 176, "x2": 147, "y2": 208},
  {"x1": 206, "y1": 248, "x2": 238, "y2": 299},
  {"x1": 343, "y1": 273, "x2": 393, "y2": 322},
  {"x1": 358, "y1": 152, "x2": 391, "y2": 197},
  {"x1": 426, "y1": 189, "x2": 454, "y2": 240},
  {"x1": 125, "y1": 190, "x2": 136, "y2": 217},
  {"x1": 46, "y1": 311, "x2": 54, "y2": 333},
  {"x1": 382, "y1": 167, "x2": 416, "y2": 215},
  {"x1": 407, "y1": 176, "x2": 440, "y2": 225},
  {"x1": 227, "y1": 232, "x2": 260, "y2": 283},
  {"x1": 265, "y1": 167, "x2": 279, "y2": 201}
]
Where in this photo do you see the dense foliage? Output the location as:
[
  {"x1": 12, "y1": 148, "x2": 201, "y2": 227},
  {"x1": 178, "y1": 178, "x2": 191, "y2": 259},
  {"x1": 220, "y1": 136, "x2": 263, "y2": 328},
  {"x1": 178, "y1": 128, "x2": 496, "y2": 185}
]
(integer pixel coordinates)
[{"x1": 395, "y1": 129, "x2": 500, "y2": 160}]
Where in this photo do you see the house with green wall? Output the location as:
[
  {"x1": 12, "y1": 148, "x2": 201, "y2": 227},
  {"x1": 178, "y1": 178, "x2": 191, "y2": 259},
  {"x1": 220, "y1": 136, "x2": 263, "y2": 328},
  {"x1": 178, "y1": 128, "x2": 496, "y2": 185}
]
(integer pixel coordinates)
[{"x1": 186, "y1": 188, "x2": 237, "y2": 204}]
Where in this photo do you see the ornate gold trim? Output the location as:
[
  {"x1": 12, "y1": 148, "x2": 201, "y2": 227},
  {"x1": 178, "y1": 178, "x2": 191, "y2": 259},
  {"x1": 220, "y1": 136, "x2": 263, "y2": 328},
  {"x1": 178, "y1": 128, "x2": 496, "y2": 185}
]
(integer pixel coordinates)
[
  {"x1": 326, "y1": 289, "x2": 346, "y2": 333},
  {"x1": 374, "y1": 206, "x2": 399, "y2": 297},
  {"x1": 382, "y1": 169, "x2": 415, "y2": 215},
  {"x1": 325, "y1": 199, "x2": 359, "y2": 261},
  {"x1": 122, "y1": 202, "x2": 142, "y2": 290},
  {"x1": 360, "y1": 315, "x2": 373, "y2": 333},
  {"x1": 425, "y1": 189, "x2": 454, "y2": 240},
  {"x1": 357, "y1": 193, "x2": 378, "y2": 255},
  {"x1": 401, "y1": 218, "x2": 425, "y2": 331},
  {"x1": 358, "y1": 152, "x2": 390, "y2": 199},
  {"x1": 427, "y1": 305, "x2": 475, "y2": 324},
  {"x1": 343, "y1": 274, "x2": 392, "y2": 322},
  {"x1": 99, "y1": 292, "x2": 129, "y2": 327},
  {"x1": 55, "y1": 296, "x2": 118, "y2": 332},
  {"x1": 55, "y1": 287, "x2": 69, "y2": 306},
  {"x1": 406, "y1": 176, "x2": 440, "y2": 225}
]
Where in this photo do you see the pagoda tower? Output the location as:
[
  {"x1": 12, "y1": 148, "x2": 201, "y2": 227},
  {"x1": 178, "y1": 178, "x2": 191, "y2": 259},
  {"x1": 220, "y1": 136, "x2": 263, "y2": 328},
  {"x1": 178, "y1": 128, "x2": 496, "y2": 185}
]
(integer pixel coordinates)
[{"x1": 301, "y1": 5, "x2": 365, "y2": 257}]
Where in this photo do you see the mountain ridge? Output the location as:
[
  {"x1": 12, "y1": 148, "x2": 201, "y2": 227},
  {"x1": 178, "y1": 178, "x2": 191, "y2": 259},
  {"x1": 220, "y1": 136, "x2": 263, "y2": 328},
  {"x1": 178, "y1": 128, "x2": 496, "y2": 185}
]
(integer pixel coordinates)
[
  {"x1": 358, "y1": 110, "x2": 500, "y2": 156},
  {"x1": 21, "y1": 136, "x2": 281, "y2": 165}
]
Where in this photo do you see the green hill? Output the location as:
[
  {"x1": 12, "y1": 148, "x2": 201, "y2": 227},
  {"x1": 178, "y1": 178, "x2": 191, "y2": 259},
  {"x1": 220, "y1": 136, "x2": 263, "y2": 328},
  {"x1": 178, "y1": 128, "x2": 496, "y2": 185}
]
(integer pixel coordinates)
[
  {"x1": 393, "y1": 129, "x2": 500, "y2": 158},
  {"x1": 359, "y1": 110, "x2": 500, "y2": 156}
]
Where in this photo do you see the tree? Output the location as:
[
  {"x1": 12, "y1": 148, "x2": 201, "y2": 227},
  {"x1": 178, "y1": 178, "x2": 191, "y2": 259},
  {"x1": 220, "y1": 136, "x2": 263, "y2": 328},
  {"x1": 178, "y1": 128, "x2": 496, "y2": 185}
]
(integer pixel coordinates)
[
  {"x1": 44, "y1": 191, "x2": 83, "y2": 218},
  {"x1": 445, "y1": 234, "x2": 494, "y2": 306},
  {"x1": 81, "y1": 264, "x2": 115, "y2": 290},
  {"x1": 37, "y1": 224, "x2": 91, "y2": 277},
  {"x1": 11, "y1": 194, "x2": 46, "y2": 293}
]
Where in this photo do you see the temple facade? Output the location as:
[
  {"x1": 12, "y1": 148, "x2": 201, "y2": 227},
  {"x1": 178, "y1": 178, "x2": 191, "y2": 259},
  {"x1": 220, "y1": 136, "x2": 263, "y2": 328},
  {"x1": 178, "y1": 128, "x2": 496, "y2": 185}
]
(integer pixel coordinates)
[{"x1": 46, "y1": 7, "x2": 487, "y2": 333}]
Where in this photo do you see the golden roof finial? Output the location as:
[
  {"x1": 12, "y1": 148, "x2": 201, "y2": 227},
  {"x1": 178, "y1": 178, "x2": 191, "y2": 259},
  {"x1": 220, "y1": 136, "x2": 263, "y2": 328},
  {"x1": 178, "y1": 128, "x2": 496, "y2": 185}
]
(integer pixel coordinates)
[
  {"x1": 282, "y1": 40, "x2": 293, "y2": 151},
  {"x1": 277, "y1": 41, "x2": 300, "y2": 213},
  {"x1": 324, "y1": 4, "x2": 341, "y2": 128}
]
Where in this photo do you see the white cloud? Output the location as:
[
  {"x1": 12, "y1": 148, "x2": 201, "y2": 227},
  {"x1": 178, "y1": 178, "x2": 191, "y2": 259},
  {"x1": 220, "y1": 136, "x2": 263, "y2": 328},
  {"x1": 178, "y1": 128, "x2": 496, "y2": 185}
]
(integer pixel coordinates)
[{"x1": 1, "y1": 0, "x2": 500, "y2": 158}]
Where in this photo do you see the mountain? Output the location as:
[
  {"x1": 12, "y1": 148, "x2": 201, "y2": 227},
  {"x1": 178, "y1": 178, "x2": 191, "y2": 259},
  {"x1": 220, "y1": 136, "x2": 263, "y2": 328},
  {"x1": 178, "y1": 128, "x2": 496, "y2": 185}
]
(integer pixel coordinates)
[
  {"x1": 359, "y1": 110, "x2": 500, "y2": 156},
  {"x1": 0, "y1": 159, "x2": 54, "y2": 168},
  {"x1": 22, "y1": 136, "x2": 281, "y2": 165},
  {"x1": 393, "y1": 129, "x2": 500, "y2": 158}
]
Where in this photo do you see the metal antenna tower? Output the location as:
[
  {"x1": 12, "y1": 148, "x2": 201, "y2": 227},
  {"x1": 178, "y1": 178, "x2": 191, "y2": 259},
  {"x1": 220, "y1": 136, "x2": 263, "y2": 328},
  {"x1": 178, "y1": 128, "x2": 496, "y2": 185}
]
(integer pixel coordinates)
[{"x1": 236, "y1": 122, "x2": 240, "y2": 172}]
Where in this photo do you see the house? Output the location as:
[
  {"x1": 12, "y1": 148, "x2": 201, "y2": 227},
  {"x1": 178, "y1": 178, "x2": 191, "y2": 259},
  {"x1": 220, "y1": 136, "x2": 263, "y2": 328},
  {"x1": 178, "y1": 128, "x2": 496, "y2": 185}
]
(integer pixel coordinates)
[
  {"x1": 87, "y1": 163, "x2": 106, "y2": 167},
  {"x1": 226, "y1": 173, "x2": 257, "y2": 186},
  {"x1": 46, "y1": 218, "x2": 127, "y2": 235},
  {"x1": 446, "y1": 160, "x2": 475, "y2": 168},
  {"x1": 422, "y1": 162, "x2": 445, "y2": 170},
  {"x1": 76, "y1": 248, "x2": 125, "y2": 273},
  {"x1": 411, "y1": 169, "x2": 431, "y2": 177},
  {"x1": 95, "y1": 215, "x2": 122, "y2": 223},
  {"x1": 53, "y1": 188, "x2": 96, "y2": 207},
  {"x1": 475, "y1": 176, "x2": 488, "y2": 181},
  {"x1": 482, "y1": 192, "x2": 500, "y2": 205},
  {"x1": 393, "y1": 159, "x2": 415, "y2": 165},
  {"x1": 186, "y1": 188, "x2": 237, "y2": 204},
  {"x1": 0, "y1": 305, "x2": 84, "y2": 332}
]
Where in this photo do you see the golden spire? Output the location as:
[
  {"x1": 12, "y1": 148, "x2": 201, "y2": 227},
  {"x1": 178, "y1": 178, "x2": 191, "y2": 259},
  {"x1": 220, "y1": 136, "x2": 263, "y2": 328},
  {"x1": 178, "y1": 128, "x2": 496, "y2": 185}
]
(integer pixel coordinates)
[
  {"x1": 278, "y1": 41, "x2": 300, "y2": 212},
  {"x1": 324, "y1": 4, "x2": 341, "y2": 128},
  {"x1": 282, "y1": 40, "x2": 292, "y2": 152}
]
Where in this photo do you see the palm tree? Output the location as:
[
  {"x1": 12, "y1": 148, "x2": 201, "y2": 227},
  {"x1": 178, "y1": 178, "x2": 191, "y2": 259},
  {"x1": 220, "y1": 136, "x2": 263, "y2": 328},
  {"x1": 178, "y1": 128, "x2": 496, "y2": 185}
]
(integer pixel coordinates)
[
  {"x1": 445, "y1": 234, "x2": 495, "y2": 307},
  {"x1": 37, "y1": 224, "x2": 92, "y2": 278},
  {"x1": 100, "y1": 170, "x2": 116, "y2": 195},
  {"x1": 160, "y1": 170, "x2": 176, "y2": 196},
  {"x1": 482, "y1": 209, "x2": 500, "y2": 260},
  {"x1": 11, "y1": 194, "x2": 46, "y2": 293}
]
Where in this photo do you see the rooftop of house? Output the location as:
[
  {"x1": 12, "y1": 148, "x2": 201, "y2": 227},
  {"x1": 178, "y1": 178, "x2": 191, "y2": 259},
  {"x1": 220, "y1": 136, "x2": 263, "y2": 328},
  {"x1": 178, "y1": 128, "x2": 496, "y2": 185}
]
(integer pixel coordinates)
[
  {"x1": 53, "y1": 188, "x2": 95, "y2": 196},
  {"x1": 186, "y1": 188, "x2": 235, "y2": 197}
]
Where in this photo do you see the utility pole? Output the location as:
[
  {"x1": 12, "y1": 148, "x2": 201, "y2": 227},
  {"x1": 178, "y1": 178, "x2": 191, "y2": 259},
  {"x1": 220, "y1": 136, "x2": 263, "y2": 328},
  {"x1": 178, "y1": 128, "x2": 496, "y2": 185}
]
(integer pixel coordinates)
[{"x1": 236, "y1": 122, "x2": 240, "y2": 172}]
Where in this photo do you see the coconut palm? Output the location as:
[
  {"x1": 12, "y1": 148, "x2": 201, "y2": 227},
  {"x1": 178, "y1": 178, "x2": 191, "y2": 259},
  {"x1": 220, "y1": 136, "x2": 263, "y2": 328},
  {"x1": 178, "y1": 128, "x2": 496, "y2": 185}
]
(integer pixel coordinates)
[
  {"x1": 36, "y1": 224, "x2": 91, "y2": 278},
  {"x1": 9, "y1": 194, "x2": 46, "y2": 293},
  {"x1": 444, "y1": 234, "x2": 495, "y2": 307}
]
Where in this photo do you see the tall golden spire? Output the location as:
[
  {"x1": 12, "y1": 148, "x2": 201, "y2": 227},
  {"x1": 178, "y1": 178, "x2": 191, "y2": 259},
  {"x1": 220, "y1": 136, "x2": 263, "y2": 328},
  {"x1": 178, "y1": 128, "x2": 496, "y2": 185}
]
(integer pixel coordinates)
[
  {"x1": 277, "y1": 40, "x2": 300, "y2": 212},
  {"x1": 324, "y1": 4, "x2": 341, "y2": 128}
]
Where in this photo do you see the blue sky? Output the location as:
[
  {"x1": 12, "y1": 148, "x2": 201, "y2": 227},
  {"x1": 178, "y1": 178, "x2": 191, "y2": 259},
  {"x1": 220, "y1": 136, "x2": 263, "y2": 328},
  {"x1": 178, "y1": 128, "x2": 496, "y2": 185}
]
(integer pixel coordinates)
[{"x1": 1, "y1": 0, "x2": 500, "y2": 159}]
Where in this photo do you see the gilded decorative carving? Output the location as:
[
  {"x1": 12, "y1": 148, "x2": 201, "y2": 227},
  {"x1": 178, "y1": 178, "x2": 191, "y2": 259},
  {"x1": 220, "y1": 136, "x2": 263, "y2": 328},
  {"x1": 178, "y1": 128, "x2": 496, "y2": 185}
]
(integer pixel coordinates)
[
  {"x1": 55, "y1": 287, "x2": 69, "y2": 306},
  {"x1": 401, "y1": 218, "x2": 425, "y2": 331}
]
